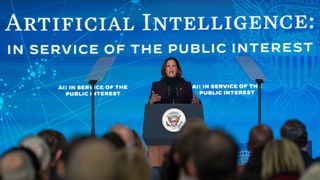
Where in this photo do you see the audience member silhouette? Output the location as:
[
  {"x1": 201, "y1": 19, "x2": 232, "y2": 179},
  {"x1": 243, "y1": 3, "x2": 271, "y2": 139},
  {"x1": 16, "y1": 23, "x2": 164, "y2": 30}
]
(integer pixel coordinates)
[
  {"x1": 115, "y1": 148, "x2": 150, "y2": 180},
  {"x1": 109, "y1": 124, "x2": 135, "y2": 147},
  {"x1": 2, "y1": 118, "x2": 320, "y2": 180},
  {"x1": 192, "y1": 129, "x2": 239, "y2": 180},
  {"x1": 247, "y1": 125, "x2": 273, "y2": 152},
  {"x1": 261, "y1": 139, "x2": 304, "y2": 180},
  {"x1": 242, "y1": 125, "x2": 274, "y2": 179},
  {"x1": 160, "y1": 119, "x2": 209, "y2": 180},
  {"x1": 175, "y1": 119, "x2": 210, "y2": 179},
  {"x1": 57, "y1": 136, "x2": 93, "y2": 179},
  {"x1": 300, "y1": 162, "x2": 320, "y2": 180},
  {"x1": 0, "y1": 148, "x2": 36, "y2": 180},
  {"x1": 102, "y1": 132, "x2": 126, "y2": 149},
  {"x1": 20, "y1": 136, "x2": 51, "y2": 180},
  {"x1": 280, "y1": 119, "x2": 313, "y2": 168},
  {"x1": 65, "y1": 138, "x2": 115, "y2": 180},
  {"x1": 38, "y1": 129, "x2": 66, "y2": 180}
]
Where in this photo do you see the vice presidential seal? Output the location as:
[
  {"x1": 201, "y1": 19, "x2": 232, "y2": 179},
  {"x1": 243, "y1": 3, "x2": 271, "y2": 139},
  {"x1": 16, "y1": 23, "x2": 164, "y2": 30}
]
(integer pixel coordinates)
[{"x1": 162, "y1": 108, "x2": 186, "y2": 132}]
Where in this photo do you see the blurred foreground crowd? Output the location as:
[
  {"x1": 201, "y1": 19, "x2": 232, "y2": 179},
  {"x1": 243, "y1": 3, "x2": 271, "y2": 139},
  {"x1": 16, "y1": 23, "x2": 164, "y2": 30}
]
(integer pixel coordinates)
[{"x1": 0, "y1": 119, "x2": 320, "y2": 180}]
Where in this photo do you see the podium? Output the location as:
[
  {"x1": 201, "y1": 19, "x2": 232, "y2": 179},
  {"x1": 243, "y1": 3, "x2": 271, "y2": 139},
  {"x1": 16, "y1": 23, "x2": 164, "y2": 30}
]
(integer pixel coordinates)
[{"x1": 143, "y1": 104, "x2": 204, "y2": 167}]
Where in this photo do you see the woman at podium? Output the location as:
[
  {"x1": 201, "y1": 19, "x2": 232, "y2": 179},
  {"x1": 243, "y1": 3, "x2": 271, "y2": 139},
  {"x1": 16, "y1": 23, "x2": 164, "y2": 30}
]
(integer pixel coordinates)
[{"x1": 148, "y1": 57, "x2": 200, "y2": 104}]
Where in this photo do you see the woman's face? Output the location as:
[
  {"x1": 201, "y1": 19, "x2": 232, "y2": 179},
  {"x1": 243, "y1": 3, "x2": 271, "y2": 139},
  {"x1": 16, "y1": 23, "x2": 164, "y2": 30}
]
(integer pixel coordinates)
[{"x1": 165, "y1": 59, "x2": 178, "y2": 78}]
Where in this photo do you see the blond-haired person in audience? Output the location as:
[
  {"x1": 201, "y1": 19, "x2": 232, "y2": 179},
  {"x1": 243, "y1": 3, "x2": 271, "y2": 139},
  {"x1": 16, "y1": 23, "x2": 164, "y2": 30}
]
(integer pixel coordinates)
[
  {"x1": 261, "y1": 139, "x2": 304, "y2": 180},
  {"x1": 300, "y1": 162, "x2": 320, "y2": 180},
  {"x1": 115, "y1": 148, "x2": 150, "y2": 180}
]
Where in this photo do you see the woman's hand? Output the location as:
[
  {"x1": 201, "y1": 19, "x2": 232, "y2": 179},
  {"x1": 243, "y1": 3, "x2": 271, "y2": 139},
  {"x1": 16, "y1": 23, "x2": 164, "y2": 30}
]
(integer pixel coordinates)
[
  {"x1": 149, "y1": 91, "x2": 161, "y2": 104},
  {"x1": 192, "y1": 93, "x2": 200, "y2": 104}
]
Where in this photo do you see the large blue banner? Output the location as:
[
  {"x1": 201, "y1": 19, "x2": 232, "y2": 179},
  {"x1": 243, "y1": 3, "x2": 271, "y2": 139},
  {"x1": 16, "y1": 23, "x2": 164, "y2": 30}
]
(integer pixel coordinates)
[{"x1": 0, "y1": 0, "x2": 319, "y2": 160}]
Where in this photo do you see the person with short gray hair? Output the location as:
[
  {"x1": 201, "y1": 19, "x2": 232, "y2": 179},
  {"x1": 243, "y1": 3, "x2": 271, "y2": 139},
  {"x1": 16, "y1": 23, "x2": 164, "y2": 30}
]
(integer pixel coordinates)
[
  {"x1": 20, "y1": 135, "x2": 51, "y2": 180},
  {"x1": 65, "y1": 138, "x2": 116, "y2": 180},
  {"x1": 0, "y1": 150, "x2": 36, "y2": 180}
]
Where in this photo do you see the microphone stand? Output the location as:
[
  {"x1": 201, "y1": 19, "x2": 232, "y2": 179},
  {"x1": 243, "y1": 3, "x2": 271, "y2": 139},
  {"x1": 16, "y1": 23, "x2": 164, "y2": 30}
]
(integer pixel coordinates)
[
  {"x1": 256, "y1": 79, "x2": 264, "y2": 125},
  {"x1": 89, "y1": 80, "x2": 97, "y2": 136}
]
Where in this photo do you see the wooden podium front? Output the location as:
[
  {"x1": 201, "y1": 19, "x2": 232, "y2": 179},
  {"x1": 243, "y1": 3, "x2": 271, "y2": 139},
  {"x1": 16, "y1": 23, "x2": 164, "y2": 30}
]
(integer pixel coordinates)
[{"x1": 148, "y1": 145, "x2": 171, "y2": 167}]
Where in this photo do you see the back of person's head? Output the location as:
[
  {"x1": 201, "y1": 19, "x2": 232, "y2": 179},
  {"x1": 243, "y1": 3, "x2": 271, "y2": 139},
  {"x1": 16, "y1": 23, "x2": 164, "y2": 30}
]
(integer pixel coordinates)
[
  {"x1": 19, "y1": 135, "x2": 51, "y2": 172},
  {"x1": 65, "y1": 138, "x2": 115, "y2": 180},
  {"x1": 248, "y1": 125, "x2": 273, "y2": 152},
  {"x1": 17, "y1": 147, "x2": 41, "y2": 178},
  {"x1": 179, "y1": 118, "x2": 208, "y2": 137},
  {"x1": 38, "y1": 129, "x2": 66, "y2": 165},
  {"x1": 193, "y1": 129, "x2": 239, "y2": 180},
  {"x1": 176, "y1": 119, "x2": 210, "y2": 173},
  {"x1": 280, "y1": 119, "x2": 308, "y2": 149},
  {"x1": 102, "y1": 132, "x2": 125, "y2": 149},
  {"x1": 0, "y1": 149, "x2": 36, "y2": 180},
  {"x1": 300, "y1": 162, "x2": 320, "y2": 180},
  {"x1": 61, "y1": 135, "x2": 92, "y2": 163},
  {"x1": 261, "y1": 139, "x2": 304, "y2": 180},
  {"x1": 57, "y1": 135, "x2": 92, "y2": 179},
  {"x1": 109, "y1": 124, "x2": 134, "y2": 147},
  {"x1": 114, "y1": 148, "x2": 150, "y2": 180}
]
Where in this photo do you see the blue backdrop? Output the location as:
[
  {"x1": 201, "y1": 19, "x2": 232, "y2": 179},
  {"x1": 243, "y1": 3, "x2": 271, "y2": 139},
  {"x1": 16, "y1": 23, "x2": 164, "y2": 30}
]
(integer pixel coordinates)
[{"x1": 0, "y1": 0, "x2": 319, "y2": 161}]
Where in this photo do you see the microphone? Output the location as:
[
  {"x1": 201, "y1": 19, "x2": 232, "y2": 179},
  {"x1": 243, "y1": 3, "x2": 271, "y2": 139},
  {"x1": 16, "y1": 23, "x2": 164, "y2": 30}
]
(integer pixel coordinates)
[
  {"x1": 175, "y1": 87, "x2": 180, "y2": 98},
  {"x1": 167, "y1": 86, "x2": 172, "y2": 98},
  {"x1": 167, "y1": 86, "x2": 176, "y2": 104}
]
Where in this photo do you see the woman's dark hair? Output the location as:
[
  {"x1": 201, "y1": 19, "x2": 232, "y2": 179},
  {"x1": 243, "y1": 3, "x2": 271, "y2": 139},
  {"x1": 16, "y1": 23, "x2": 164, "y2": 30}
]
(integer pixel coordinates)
[
  {"x1": 161, "y1": 57, "x2": 182, "y2": 78},
  {"x1": 38, "y1": 129, "x2": 67, "y2": 162},
  {"x1": 102, "y1": 132, "x2": 125, "y2": 149}
]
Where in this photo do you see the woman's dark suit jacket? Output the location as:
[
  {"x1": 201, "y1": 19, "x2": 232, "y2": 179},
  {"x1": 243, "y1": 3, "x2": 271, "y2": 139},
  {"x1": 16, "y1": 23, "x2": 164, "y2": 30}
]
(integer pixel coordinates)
[{"x1": 149, "y1": 78, "x2": 193, "y2": 104}]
